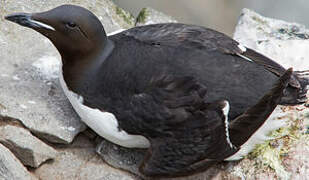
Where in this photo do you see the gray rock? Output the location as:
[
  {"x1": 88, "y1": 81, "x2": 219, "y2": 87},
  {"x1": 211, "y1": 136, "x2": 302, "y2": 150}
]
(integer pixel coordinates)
[
  {"x1": 96, "y1": 139, "x2": 146, "y2": 177},
  {"x1": 136, "y1": 7, "x2": 177, "y2": 26},
  {"x1": 0, "y1": 121, "x2": 58, "y2": 168},
  {"x1": 0, "y1": 143, "x2": 37, "y2": 180},
  {"x1": 234, "y1": 8, "x2": 309, "y2": 71},
  {"x1": 34, "y1": 135, "x2": 136, "y2": 180},
  {"x1": 0, "y1": 0, "x2": 134, "y2": 144}
]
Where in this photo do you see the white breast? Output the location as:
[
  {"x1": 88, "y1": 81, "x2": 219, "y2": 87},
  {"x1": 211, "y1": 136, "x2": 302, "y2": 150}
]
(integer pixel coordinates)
[{"x1": 59, "y1": 66, "x2": 150, "y2": 148}]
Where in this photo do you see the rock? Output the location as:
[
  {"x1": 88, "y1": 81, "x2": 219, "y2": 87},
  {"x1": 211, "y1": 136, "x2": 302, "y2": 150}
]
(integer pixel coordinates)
[
  {"x1": 34, "y1": 135, "x2": 135, "y2": 180},
  {"x1": 0, "y1": 119, "x2": 58, "y2": 168},
  {"x1": 0, "y1": 143, "x2": 37, "y2": 180},
  {"x1": 96, "y1": 139, "x2": 147, "y2": 177},
  {"x1": 282, "y1": 136, "x2": 309, "y2": 180},
  {"x1": 234, "y1": 8, "x2": 309, "y2": 71},
  {"x1": 136, "y1": 7, "x2": 177, "y2": 26},
  {"x1": 231, "y1": 8, "x2": 309, "y2": 179},
  {"x1": 0, "y1": 0, "x2": 135, "y2": 144}
]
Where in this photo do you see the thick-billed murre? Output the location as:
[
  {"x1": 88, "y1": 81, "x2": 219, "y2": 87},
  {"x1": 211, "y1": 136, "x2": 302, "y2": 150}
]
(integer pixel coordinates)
[{"x1": 5, "y1": 5, "x2": 309, "y2": 177}]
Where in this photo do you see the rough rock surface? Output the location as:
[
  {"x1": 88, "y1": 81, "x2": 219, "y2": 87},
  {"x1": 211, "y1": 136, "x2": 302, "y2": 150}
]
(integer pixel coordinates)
[
  {"x1": 34, "y1": 134, "x2": 135, "y2": 180},
  {"x1": 0, "y1": 122, "x2": 58, "y2": 168},
  {"x1": 0, "y1": 0, "x2": 135, "y2": 144},
  {"x1": 96, "y1": 139, "x2": 146, "y2": 177},
  {"x1": 0, "y1": 143, "x2": 37, "y2": 180},
  {"x1": 230, "y1": 8, "x2": 309, "y2": 180},
  {"x1": 136, "y1": 7, "x2": 177, "y2": 26},
  {"x1": 234, "y1": 8, "x2": 309, "y2": 71}
]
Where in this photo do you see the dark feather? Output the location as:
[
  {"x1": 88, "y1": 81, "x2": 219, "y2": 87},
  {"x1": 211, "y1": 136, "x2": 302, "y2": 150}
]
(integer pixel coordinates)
[{"x1": 229, "y1": 68, "x2": 292, "y2": 147}]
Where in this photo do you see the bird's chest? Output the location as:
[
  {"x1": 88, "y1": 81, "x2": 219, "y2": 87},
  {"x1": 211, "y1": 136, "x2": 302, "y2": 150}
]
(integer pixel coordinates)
[{"x1": 59, "y1": 68, "x2": 150, "y2": 148}]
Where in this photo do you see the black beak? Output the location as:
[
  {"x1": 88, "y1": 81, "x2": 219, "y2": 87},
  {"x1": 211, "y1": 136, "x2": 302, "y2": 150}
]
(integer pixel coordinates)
[
  {"x1": 5, "y1": 13, "x2": 34, "y2": 28},
  {"x1": 5, "y1": 13, "x2": 55, "y2": 31}
]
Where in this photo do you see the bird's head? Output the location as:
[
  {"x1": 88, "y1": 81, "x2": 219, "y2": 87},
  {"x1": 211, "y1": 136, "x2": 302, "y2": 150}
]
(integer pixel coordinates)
[{"x1": 5, "y1": 5, "x2": 108, "y2": 60}]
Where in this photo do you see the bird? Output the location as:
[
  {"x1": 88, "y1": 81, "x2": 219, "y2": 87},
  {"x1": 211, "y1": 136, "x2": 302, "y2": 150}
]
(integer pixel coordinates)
[{"x1": 5, "y1": 4, "x2": 309, "y2": 177}]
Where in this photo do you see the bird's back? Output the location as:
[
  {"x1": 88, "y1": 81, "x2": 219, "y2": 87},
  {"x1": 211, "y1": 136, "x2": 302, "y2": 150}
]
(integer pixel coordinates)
[{"x1": 97, "y1": 24, "x2": 279, "y2": 119}]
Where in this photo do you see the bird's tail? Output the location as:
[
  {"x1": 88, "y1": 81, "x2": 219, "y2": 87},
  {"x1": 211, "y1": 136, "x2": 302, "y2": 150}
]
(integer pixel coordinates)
[
  {"x1": 229, "y1": 68, "x2": 293, "y2": 147},
  {"x1": 280, "y1": 70, "x2": 309, "y2": 105}
]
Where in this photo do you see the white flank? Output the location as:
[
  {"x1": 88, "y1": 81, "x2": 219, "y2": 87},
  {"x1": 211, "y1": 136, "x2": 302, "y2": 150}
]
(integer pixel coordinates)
[
  {"x1": 29, "y1": 19, "x2": 55, "y2": 31},
  {"x1": 225, "y1": 107, "x2": 287, "y2": 161},
  {"x1": 59, "y1": 65, "x2": 150, "y2": 148},
  {"x1": 222, "y1": 101, "x2": 234, "y2": 149}
]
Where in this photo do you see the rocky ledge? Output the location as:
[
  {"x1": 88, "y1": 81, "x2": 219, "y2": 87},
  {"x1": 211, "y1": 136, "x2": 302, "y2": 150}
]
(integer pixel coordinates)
[{"x1": 0, "y1": 1, "x2": 308, "y2": 180}]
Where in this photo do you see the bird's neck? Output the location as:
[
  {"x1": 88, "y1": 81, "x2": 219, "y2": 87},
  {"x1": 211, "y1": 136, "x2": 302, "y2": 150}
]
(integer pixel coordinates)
[{"x1": 61, "y1": 39, "x2": 115, "y2": 94}]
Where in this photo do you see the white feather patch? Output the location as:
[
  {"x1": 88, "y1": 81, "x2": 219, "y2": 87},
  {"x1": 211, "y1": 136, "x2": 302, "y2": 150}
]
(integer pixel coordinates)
[
  {"x1": 238, "y1": 44, "x2": 247, "y2": 52},
  {"x1": 237, "y1": 44, "x2": 253, "y2": 62},
  {"x1": 29, "y1": 19, "x2": 55, "y2": 31},
  {"x1": 222, "y1": 101, "x2": 234, "y2": 149},
  {"x1": 237, "y1": 53, "x2": 253, "y2": 62},
  {"x1": 59, "y1": 65, "x2": 150, "y2": 148}
]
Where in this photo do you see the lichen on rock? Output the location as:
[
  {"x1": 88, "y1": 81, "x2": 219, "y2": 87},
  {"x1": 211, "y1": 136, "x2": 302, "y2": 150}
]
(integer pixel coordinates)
[{"x1": 115, "y1": 6, "x2": 135, "y2": 26}]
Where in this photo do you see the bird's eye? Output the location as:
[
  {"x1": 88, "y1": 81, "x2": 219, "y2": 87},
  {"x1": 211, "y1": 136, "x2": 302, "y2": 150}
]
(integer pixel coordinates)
[{"x1": 66, "y1": 22, "x2": 77, "y2": 28}]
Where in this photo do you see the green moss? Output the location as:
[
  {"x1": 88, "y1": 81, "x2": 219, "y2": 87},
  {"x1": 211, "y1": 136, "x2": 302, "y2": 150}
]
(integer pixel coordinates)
[
  {"x1": 249, "y1": 137, "x2": 289, "y2": 179},
  {"x1": 136, "y1": 8, "x2": 148, "y2": 24},
  {"x1": 248, "y1": 120, "x2": 304, "y2": 179},
  {"x1": 115, "y1": 7, "x2": 135, "y2": 26}
]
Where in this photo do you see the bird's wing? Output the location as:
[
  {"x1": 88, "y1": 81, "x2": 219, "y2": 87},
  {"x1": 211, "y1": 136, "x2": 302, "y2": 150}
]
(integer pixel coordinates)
[
  {"x1": 229, "y1": 68, "x2": 292, "y2": 147},
  {"x1": 137, "y1": 69, "x2": 292, "y2": 178},
  {"x1": 240, "y1": 48, "x2": 300, "y2": 88},
  {"x1": 138, "y1": 100, "x2": 238, "y2": 178},
  {"x1": 124, "y1": 75, "x2": 209, "y2": 137},
  {"x1": 123, "y1": 23, "x2": 243, "y2": 54},
  {"x1": 139, "y1": 109, "x2": 233, "y2": 177},
  {"x1": 124, "y1": 75, "x2": 238, "y2": 177},
  {"x1": 122, "y1": 23, "x2": 300, "y2": 87}
]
